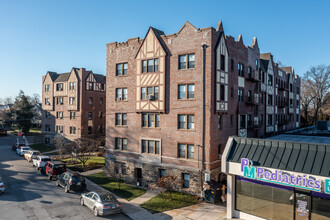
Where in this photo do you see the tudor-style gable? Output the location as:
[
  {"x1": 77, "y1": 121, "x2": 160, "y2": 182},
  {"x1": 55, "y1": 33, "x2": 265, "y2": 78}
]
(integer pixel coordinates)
[{"x1": 135, "y1": 27, "x2": 166, "y2": 112}]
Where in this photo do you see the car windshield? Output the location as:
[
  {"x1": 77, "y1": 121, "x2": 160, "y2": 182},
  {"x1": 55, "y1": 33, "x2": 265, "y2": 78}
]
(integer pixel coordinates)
[
  {"x1": 72, "y1": 175, "x2": 84, "y2": 182},
  {"x1": 100, "y1": 194, "x2": 117, "y2": 202},
  {"x1": 33, "y1": 152, "x2": 41, "y2": 155},
  {"x1": 42, "y1": 158, "x2": 51, "y2": 161},
  {"x1": 22, "y1": 147, "x2": 30, "y2": 150}
]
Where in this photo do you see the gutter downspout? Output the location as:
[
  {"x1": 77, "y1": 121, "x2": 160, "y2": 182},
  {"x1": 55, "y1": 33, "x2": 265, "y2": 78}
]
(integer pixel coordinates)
[{"x1": 201, "y1": 44, "x2": 207, "y2": 198}]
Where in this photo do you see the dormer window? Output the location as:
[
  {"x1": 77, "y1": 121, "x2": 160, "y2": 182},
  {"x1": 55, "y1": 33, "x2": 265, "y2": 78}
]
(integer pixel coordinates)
[
  {"x1": 142, "y1": 59, "x2": 159, "y2": 73},
  {"x1": 87, "y1": 82, "x2": 93, "y2": 90},
  {"x1": 220, "y1": 55, "x2": 225, "y2": 71},
  {"x1": 255, "y1": 59, "x2": 258, "y2": 71}
]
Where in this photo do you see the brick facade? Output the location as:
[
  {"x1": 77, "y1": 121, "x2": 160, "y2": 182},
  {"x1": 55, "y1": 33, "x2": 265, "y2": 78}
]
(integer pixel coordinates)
[
  {"x1": 41, "y1": 68, "x2": 106, "y2": 143},
  {"x1": 105, "y1": 21, "x2": 301, "y2": 194}
]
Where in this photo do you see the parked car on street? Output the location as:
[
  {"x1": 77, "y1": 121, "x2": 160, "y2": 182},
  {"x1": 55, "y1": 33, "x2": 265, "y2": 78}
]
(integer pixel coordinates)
[
  {"x1": 33, "y1": 155, "x2": 51, "y2": 169},
  {"x1": 41, "y1": 161, "x2": 66, "y2": 180},
  {"x1": 16, "y1": 146, "x2": 31, "y2": 156},
  {"x1": 12, "y1": 143, "x2": 26, "y2": 151},
  {"x1": 0, "y1": 177, "x2": 5, "y2": 193},
  {"x1": 80, "y1": 191, "x2": 122, "y2": 216},
  {"x1": 0, "y1": 127, "x2": 7, "y2": 136},
  {"x1": 56, "y1": 171, "x2": 86, "y2": 193},
  {"x1": 24, "y1": 150, "x2": 41, "y2": 162}
]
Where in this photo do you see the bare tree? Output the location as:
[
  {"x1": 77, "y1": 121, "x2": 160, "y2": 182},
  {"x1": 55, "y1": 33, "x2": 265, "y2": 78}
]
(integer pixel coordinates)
[
  {"x1": 301, "y1": 79, "x2": 316, "y2": 126},
  {"x1": 75, "y1": 138, "x2": 98, "y2": 168},
  {"x1": 150, "y1": 175, "x2": 182, "y2": 199},
  {"x1": 53, "y1": 135, "x2": 67, "y2": 158},
  {"x1": 304, "y1": 65, "x2": 330, "y2": 124}
]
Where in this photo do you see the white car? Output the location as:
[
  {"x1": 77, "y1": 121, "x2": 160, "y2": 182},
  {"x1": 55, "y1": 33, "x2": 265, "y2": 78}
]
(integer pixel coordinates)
[
  {"x1": 16, "y1": 146, "x2": 31, "y2": 156},
  {"x1": 0, "y1": 177, "x2": 5, "y2": 193},
  {"x1": 33, "y1": 156, "x2": 51, "y2": 170},
  {"x1": 24, "y1": 150, "x2": 41, "y2": 162}
]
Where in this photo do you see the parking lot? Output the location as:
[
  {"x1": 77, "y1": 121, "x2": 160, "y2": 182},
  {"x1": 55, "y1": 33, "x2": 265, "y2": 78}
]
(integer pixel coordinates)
[{"x1": 0, "y1": 135, "x2": 129, "y2": 220}]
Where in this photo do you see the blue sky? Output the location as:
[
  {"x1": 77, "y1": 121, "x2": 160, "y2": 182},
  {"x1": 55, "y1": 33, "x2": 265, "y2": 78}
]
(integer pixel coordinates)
[{"x1": 0, "y1": 0, "x2": 329, "y2": 100}]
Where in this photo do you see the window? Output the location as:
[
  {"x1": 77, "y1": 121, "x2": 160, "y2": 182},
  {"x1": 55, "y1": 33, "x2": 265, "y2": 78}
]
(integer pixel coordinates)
[
  {"x1": 220, "y1": 54, "x2": 225, "y2": 71},
  {"x1": 220, "y1": 85, "x2": 225, "y2": 100},
  {"x1": 290, "y1": 84, "x2": 293, "y2": 92},
  {"x1": 260, "y1": 114, "x2": 264, "y2": 126},
  {"x1": 268, "y1": 95, "x2": 273, "y2": 106},
  {"x1": 45, "y1": 111, "x2": 51, "y2": 119},
  {"x1": 260, "y1": 93, "x2": 263, "y2": 104},
  {"x1": 218, "y1": 115, "x2": 222, "y2": 130},
  {"x1": 45, "y1": 138, "x2": 50, "y2": 144},
  {"x1": 45, "y1": 84, "x2": 50, "y2": 92},
  {"x1": 178, "y1": 114, "x2": 194, "y2": 130},
  {"x1": 230, "y1": 87, "x2": 234, "y2": 98},
  {"x1": 230, "y1": 115, "x2": 233, "y2": 126},
  {"x1": 56, "y1": 125, "x2": 64, "y2": 133},
  {"x1": 238, "y1": 63, "x2": 244, "y2": 77},
  {"x1": 70, "y1": 111, "x2": 76, "y2": 119},
  {"x1": 101, "y1": 84, "x2": 105, "y2": 91},
  {"x1": 99, "y1": 112, "x2": 103, "y2": 118},
  {"x1": 88, "y1": 126, "x2": 92, "y2": 134},
  {"x1": 56, "y1": 112, "x2": 63, "y2": 119},
  {"x1": 115, "y1": 113, "x2": 127, "y2": 126},
  {"x1": 116, "y1": 88, "x2": 127, "y2": 101},
  {"x1": 56, "y1": 83, "x2": 63, "y2": 91},
  {"x1": 45, "y1": 124, "x2": 51, "y2": 132},
  {"x1": 182, "y1": 173, "x2": 190, "y2": 188},
  {"x1": 296, "y1": 114, "x2": 299, "y2": 121},
  {"x1": 141, "y1": 140, "x2": 160, "y2": 154},
  {"x1": 159, "y1": 169, "x2": 166, "y2": 178},
  {"x1": 268, "y1": 74, "x2": 273, "y2": 86},
  {"x1": 116, "y1": 63, "x2": 128, "y2": 76},
  {"x1": 268, "y1": 114, "x2": 273, "y2": 126},
  {"x1": 56, "y1": 97, "x2": 64, "y2": 105},
  {"x1": 178, "y1": 144, "x2": 194, "y2": 159},
  {"x1": 239, "y1": 115, "x2": 246, "y2": 129},
  {"x1": 296, "y1": 87, "x2": 300, "y2": 94},
  {"x1": 45, "y1": 98, "x2": 50, "y2": 105},
  {"x1": 115, "y1": 138, "x2": 127, "y2": 150},
  {"x1": 248, "y1": 90, "x2": 252, "y2": 102},
  {"x1": 231, "y1": 59, "x2": 234, "y2": 71},
  {"x1": 100, "y1": 97, "x2": 104, "y2": 104},
  {"x1": 141, "y1": 86, "x2": 158, "y2": 100},
  {"x1": 142, "y1": 113, "x2": 160, "y2": 128},
  {"x1": 178, "y1": 84, "x2": 195, "y2": 99},
  {"x1": 141, "y1": 59, "x2": 158, "y2": 73},
  {"x1": 69, "y1": 82, "x2": 76, "y2": 90},
  {"x1": 87, "y1": 82, "x2": 93, "y2": 90},
  {"x1": 236, "y1": 177, "x2": 294, "y2": 220},
  {"x1": 247, "y1": 114, "x2": 252, "y2": 127},
  {"x1": 89, "y1": 97, "x2": 93, "y2": 105},
  {"x1": 296, "y1": 100, "x2": 300, "y2": 108},
  {"x1": 254, "y1": 106, "x2": 259, "y2": 116},
  {"x1": 88, "y1": 112, "x2": 92, "y2": 120},
  {"x1": 218, "y1": 144, "x2": 222, "y2": 157},
  {"x1": 69, "y1": 97, "x2": 76, "y2": 105},
  {"x1": 290, "y1": 99, "x2": 293, "y2": 108},
  {"x1": 70, "y1": 126, "x2": 76, "y2": 134},
  {"x1": 255, "y1": 59, "x2": 258, "y2": 71},
  {"x1": 248, "y1": 67, "x2": 252, "y2": 78},
  {"x1": 238, "y1": 89, "x2": 244, "y2": 102},
  {"x1": 179, "y1": 54, "x2": 195, "y2": 69}
]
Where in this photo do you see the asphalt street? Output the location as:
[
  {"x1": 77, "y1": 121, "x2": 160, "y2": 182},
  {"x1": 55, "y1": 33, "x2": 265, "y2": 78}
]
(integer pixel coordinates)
[{"x1": 0, "y1": 135, "x2": 130, "y2": 220}]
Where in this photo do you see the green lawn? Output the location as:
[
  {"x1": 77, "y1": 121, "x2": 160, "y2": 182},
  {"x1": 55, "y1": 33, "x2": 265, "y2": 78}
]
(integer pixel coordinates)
[
  {"x1": 30, "y1": 143, "x2": 54, "y2": 153},
  {"x1": 86, "y1": 171, "x2": 146, "y2": 201},
  {"x1": 61, "y1": 156, "x2": 105, "y2": 167},
  {"x1": 140, "y1": 191, "x2": 200, "y2": 213}
]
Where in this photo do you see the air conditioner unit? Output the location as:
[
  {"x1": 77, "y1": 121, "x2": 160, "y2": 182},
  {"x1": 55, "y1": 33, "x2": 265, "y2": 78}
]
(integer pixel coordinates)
[{"x1": 148, "y1": 95, "x2": 154, "y2": 101}]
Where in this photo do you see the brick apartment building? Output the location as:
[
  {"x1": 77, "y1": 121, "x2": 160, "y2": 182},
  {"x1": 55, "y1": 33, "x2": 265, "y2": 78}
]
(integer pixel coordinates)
[
  {"x1": 105, "y1": 21, "x2": 301, "y2": 194},
  {"x1": 42, "y1": 68, "x2": 106, "y2": 143}
]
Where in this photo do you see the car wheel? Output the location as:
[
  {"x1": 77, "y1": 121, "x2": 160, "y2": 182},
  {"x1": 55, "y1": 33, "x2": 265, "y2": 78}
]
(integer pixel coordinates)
[
  {"x1": 80, "y1": 198, "x2": 84, "y2": 206},
  {"x1": 65, "y1": 185, "x2": 69, "y2": 193},
  {"x1": 93, "y1": 207, "x2": 98, "y2": 216},
  {"x1": 48, "y1": 175, "x2": 52, "y2": 180},
  {"x1": 56, "y1": 180, "x2": 60, "y2": 187}
]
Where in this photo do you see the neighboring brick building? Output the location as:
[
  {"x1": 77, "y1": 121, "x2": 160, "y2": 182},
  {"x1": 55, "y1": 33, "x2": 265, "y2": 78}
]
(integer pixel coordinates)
[
  {"x1": 105, "y1": 21, "x2": 301, "y2": 194},
  {"x1": 42, "y1": 68, "x2": 106, "y2": 143}
]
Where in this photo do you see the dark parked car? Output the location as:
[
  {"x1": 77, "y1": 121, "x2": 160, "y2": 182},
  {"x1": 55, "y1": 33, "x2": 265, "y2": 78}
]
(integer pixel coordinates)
[
  {"x1": 56, "y1": 172, "x2": 86, "y2": 193},
  {"x1": 41, "y1": 161, "x2": 66, "y2": 180},
  {"x1": 80, "y1": 191, "x2": 122, "y2": 216},
  {"x1": 0, "y1": 128, "x2": 7, "y2": 136},
  {"x1": 12, "y1": 143, "x2": 25, "y2": 151}
]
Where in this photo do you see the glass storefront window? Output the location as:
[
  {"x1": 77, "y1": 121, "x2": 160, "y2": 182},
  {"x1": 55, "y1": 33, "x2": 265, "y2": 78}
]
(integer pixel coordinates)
[
  {"x1": 311, "y1": 192, "x2": 330, "y2": 220},
  {"x1": 236, "y1": 177, "x2": 294, "y2": 220}
]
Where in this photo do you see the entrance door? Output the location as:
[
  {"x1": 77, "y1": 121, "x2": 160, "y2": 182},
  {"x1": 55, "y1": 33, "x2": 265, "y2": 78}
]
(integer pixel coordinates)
[
  {"x1": 135, "y1": 168, "x2": 142, "y2": 186},
  {"x1": 295, "y1": 190, "x2": 311, "y2": 220}
]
